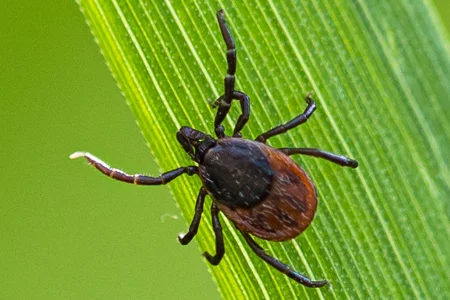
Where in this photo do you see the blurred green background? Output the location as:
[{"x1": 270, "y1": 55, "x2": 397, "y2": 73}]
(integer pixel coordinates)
[{"x1": 0, "y1": 1, "x2": 448, "y2": 299}]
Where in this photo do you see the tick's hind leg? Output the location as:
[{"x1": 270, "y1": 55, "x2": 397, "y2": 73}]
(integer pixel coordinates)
[
  {"x1": 178, "y1": 187, "x2": 208, "y2": 245},
  {"x1": 203, "y1": 204, "x2": 225, "y2": 265},
  {"x1": 279, "y1": 148, "x2": 358, "y2": 168},
  {"x1": 70, "y1": 152, "x2": 198, "y2": 185},
  {"x1": 240, "y1": 231, "x2": 328, "y2": 288},
  {"x1": 256, "y1": 94, "x2": 316, "y2": 143}
]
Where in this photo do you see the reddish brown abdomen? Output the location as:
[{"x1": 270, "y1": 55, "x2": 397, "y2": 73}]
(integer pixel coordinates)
[{"x1": 215, "y1": 144, "x2": 317, "y2": 242}]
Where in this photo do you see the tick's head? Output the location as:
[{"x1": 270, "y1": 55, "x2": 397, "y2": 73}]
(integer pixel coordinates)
[{"x1": 176, "y1": 126, "x2": 215, "y2": 163}]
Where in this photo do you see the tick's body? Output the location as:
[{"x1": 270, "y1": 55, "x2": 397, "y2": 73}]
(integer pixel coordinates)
[
  {"x1": 200, "y1": 138, "x2": 317, "y2": 242},
  {"x1": 71, "y1": 9, "x2": 358, "y2": 288}
]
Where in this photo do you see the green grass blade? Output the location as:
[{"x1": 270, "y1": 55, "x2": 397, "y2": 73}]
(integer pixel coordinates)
[{"x1": 78, "y1": 0, "x2": 450, "y2": 298}]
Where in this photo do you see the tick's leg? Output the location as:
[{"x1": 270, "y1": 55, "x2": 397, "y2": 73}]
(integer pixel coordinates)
[
  {"x1": 70, "y1": 152, "x2": 198, "y2": 185},
  {"x1": 240, "y1": 231, "x2": 328, "y2": 288},
  {"x1": 213, "y1": 91, "x2": 250, "y2": 138},
  {"x1": 217, "y1": 9, "x2": 236, "y2": 105},
  {"x1": 203, "y1": 204, "x2": 225, "y2": 265},
  {"x1": 213, "y1": 95, "x2": 229, "y2": 138},
  {"x1": 178, "y1": 187, "x2": 208, "y2": 245},
  {"x1": 231, "y1": 91, "x2": 250, "y2": 137},
  {"x1": 255, "y1": 94, "x2": 316, "y2": 143},
  {"x1": 214, "y1": 9, "x2": 237, "y2": 138},
  {"x1": 279, "y1": 148, "x2": 358, "y2": 168}
]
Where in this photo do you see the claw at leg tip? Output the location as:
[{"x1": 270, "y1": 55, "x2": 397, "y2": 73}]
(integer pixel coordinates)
[
  {"x1": 69, "y1": 151, "x2": 86, "y2": 159},
  {"x1": 349, "y1": 159, "x2": 359, "y2": 168}
]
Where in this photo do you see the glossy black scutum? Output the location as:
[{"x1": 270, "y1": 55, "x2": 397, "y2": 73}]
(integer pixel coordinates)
[{"x1": 200, "y1": 138, "x2": 273, "y2": 208}]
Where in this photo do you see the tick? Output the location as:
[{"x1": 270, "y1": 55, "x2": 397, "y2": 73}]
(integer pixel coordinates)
[{"x1": 71, "y1": 9, "x2": 358, "y2": 288}]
